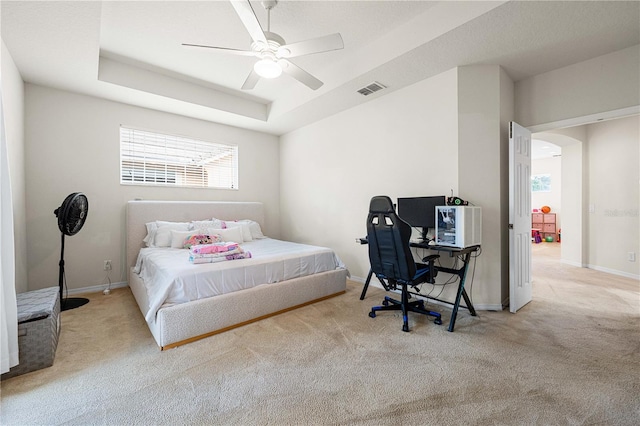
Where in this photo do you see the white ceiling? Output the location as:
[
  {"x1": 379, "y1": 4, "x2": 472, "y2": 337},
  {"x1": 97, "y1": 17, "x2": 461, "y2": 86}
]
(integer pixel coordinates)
[
  {"x1": 2, "y1": 1, "x2": 639, "y2": 135},
  {"x1": 532, "y1": 139, "x2": 561, "y2": 160}
]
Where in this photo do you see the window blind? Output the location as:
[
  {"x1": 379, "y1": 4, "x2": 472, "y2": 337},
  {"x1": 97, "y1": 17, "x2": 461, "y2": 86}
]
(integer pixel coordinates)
[{"x1": 120, "y1": 127, "x2": 238, "y2": 189}]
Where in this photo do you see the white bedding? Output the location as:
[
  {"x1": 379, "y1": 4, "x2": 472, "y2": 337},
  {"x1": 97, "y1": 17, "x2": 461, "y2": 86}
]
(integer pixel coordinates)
[{"x1": 135, "y1": 238, "x2": 347, "y2": 322}]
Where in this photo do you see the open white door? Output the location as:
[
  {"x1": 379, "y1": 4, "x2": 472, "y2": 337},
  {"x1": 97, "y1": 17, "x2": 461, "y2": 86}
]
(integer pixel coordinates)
[{"x1": 509, "y1": 122, "x2": 532, "y2": 313}]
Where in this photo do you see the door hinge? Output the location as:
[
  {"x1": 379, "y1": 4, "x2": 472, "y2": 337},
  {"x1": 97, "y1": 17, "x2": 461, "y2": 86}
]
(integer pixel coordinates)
[{"x1": 508, "y1": 224, "x2": 514, "y2": 229}]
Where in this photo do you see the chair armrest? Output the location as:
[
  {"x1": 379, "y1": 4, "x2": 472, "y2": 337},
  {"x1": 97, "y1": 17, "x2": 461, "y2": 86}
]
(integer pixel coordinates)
[
  {"x1": 421, "y1": 254, "x2": 439, "y2": 284},
  {"x1": 422, "y1": 254, "x2": 440, "y2": 263}
]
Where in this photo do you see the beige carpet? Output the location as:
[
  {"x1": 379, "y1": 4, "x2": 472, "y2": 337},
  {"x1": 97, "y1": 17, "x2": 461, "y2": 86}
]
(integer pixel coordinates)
[{"x1": 1, "y1": 243, "x2": 639, "y2": 425}]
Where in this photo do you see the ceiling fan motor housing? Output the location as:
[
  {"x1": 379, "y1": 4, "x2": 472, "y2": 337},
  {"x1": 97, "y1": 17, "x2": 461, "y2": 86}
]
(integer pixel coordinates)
[{"x1": 252, "y1": 32, "x2": 287, "y2": 57}]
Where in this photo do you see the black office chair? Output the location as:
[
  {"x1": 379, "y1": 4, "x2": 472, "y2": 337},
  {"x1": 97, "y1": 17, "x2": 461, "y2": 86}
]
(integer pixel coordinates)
[{"x1": 366, "y1": 196, "x2": 442, "y2": 332}]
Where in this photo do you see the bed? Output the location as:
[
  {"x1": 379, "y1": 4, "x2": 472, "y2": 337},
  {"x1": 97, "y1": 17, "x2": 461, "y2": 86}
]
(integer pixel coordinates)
[{"x1": 127, "y1": 200, "x2": 348, "y2": 350}]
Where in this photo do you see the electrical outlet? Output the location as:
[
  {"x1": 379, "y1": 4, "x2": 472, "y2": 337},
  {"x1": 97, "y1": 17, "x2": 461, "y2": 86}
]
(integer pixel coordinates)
[
  {"x1": 104, "y1": 260, "x2": 112, "y2": 271},
  {"x1": 628, "y1": 252, "x2": 636, "y2": 262}
]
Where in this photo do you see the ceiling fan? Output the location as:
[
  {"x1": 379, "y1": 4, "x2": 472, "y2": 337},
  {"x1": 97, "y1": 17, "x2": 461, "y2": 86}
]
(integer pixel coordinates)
[{"x1": 182, "y1": 0, "x2": 344, "y2": 90}]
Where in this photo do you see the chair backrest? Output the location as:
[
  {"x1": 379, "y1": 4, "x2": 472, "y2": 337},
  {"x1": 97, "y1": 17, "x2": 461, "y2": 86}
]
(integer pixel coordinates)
[{"x1": 366, "y1": 196, "x2": 416, "y2": 283}]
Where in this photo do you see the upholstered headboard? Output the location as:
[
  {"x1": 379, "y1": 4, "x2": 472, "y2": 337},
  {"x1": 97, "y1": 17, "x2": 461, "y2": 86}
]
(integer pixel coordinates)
[{"x1": 126, "y1": 200, "x2": 265, "y2": 269}]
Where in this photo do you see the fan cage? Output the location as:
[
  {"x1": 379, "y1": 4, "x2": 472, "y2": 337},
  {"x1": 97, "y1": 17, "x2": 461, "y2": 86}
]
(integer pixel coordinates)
[{"x1": 57, "y1": 193, "x2": 88, "y2": 236}]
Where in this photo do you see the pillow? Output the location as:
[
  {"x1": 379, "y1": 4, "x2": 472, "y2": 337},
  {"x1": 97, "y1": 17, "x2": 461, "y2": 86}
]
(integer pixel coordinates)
[
  {"x1": 223, "y1": 221, "x2": 253, "y2": 242},
  {"x1": 153, "y1": 221, "x2": 190, "y2": 247},
  {"x1": 181, "y1": 233, "x2": 222, "y2": 249},
  {"x1": 169, "y1": 230, "x2": 206, "y2": 249},
  {"x1": 238, "y1": 219, "x2": 265, "y2": 239},
  {"x1": 143, "y1": 222, "x2": 158, "y2": 247},
  {"x1": 213, "y1": 226, "x2": 244, "y2": 243},
  {"x1": 171, "y1": 230, "x2": 224, "y2": 249},
  {"x1": 190, "y1": 218, "x2": 225, "y2": 232}
]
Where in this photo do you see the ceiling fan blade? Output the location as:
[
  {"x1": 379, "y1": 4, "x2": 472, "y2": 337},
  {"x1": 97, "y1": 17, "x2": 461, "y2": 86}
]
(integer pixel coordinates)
[
  {"x1": 230, "y1": 0, "x2": 267, "y2": 45},
  {"x1": 182, "y1": 43, "x2": 257, "y2": 57},
  {"x1": 278, "y1": 59, "x2": 323, "y2": 90},
  {"x1": 278, "y1": 33, "x2": 344, "y2": 58},
  {"x1": 241, "y1": 68, "x2": 261, "y2": 90}
]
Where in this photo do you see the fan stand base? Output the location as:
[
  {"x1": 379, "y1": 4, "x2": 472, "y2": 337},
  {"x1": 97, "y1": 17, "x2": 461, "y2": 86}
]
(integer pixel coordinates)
[{"x1": 62, "y1": 297, "x2": 89, "y2": 311}]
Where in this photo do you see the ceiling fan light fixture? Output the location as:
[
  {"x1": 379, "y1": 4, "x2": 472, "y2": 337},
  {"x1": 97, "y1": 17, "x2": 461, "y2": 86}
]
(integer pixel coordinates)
[{"x1": 254, "y1": 58, "x2": 282, "y2": 79}]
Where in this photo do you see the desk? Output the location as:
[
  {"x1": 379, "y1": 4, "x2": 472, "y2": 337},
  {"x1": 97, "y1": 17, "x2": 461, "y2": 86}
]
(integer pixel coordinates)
[{"x1": 358, "y1": 238, "x2": 479, "y2": 332}]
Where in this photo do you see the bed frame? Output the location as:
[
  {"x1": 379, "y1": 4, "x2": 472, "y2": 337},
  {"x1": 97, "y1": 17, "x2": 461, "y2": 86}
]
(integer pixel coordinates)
[{"x1": 126, "y1": 200, "x2": 347, "y2": 350}]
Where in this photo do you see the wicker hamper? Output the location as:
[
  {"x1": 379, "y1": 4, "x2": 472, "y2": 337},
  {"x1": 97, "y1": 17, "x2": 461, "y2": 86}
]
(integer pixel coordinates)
[{"x1": 1, "y1": 287, "x2": 61, "y2": 380}]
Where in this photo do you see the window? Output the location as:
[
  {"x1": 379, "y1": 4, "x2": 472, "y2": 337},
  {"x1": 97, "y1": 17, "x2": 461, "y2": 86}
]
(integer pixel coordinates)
[
  {"x1": 120, "y1": 127, "x2": 238, "y2": 189},
  {"x1": 531, "y1": 174, "x2": 551, "y2": 192}
]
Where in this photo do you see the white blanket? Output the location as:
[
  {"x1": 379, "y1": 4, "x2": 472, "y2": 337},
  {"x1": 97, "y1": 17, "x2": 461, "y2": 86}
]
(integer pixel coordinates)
[{"x1": 134, "y1": 238, "x2": 347, "y2": 322}]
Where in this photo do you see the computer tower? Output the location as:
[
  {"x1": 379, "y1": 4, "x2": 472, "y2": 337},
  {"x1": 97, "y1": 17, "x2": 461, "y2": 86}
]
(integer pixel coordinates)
[{"x1": 435, "y1": 206, "x2": 482, "y2": 248}]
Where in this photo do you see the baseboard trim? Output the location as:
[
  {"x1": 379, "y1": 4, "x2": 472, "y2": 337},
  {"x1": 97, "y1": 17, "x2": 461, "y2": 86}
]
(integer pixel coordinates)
[
  {"x1": 349, "y1": 275, "x2": 367, "y2": 284},
  {"x1": 66, "y1": 281, "x2": 128, "y2": 295},
  {"x1": 561, "y1": 259, "x2": 585, "y2": 268},
  {"x1": 560, "y1": 260, "x2": 638, "y2": 280},
  {"x1": 475, "y1": 303, "x2": 504, "y2": 311},
  {"x1": 586, "y1": 265, "x2": 639, "y2": 281}
]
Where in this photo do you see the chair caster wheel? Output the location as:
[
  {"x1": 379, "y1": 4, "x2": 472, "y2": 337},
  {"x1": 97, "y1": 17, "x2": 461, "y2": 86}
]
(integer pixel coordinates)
[
  {"x1": 434, "y1": 318, "x2": 443, "y2": 325},
  {"x1": 402, "y1": 325, "x2": 409, "y2": 332},
  {"x1": 369, "y1": 311, "x2": 376, "y2": 318},
  {"x1": 382, "y1": 300, "x2": 389, "y2": 306}
]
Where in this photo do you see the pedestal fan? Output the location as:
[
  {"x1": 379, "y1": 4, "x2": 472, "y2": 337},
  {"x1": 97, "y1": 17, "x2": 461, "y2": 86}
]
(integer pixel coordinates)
[{"x1": 54, "y1": 192, "x2": 89, "y2": 311}]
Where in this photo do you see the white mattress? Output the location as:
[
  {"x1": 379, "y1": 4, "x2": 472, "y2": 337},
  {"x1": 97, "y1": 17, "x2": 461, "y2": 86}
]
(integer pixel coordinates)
[{"x1": 134, "y1": 238, "x2": 347, "y2": 322}]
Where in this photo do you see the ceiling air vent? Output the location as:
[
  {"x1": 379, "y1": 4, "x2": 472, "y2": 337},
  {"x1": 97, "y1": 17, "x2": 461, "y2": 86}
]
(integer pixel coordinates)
[{"x1": 357, "y1": 81, "x2": 386, "y2": 96}]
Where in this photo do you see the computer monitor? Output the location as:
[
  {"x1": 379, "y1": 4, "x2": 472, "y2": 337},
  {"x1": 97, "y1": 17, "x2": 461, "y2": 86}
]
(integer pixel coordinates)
[{"x1": 397, "y1": 195, "x2": 446, "y2": 241}]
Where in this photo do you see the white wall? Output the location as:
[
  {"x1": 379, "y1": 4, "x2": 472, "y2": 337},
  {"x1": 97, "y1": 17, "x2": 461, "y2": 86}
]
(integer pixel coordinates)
[
  {"x1": 560, "y1": 142, "x2": 584, "y2": 267},
  {"x1": 586, "y1": 115, "x2": 639, "y2": 278},
  {"x1": 499, "y1": 67, "x2": 515, "y2": 304},
  {"x1": 24, "y1": 84, "x2": 280, "y2": 292},
  {"x1": 280, "y1": 68, "x2": 459, "y2": 295},
  {"x1": 515, "y1": 45, "x2": 640, "y2": 129},
  {"x1": 281, "y1": 66, "x2": 511, "y2": 309},
  {"x1": 457, "y1": 65, "x2": 513, "y2": 308},
  {"x1": 1, "y1": 40, "x2": 27, "y2": 293},
  {"x1": 531, "y1": 156, "x2": 562, "y2": 229}
]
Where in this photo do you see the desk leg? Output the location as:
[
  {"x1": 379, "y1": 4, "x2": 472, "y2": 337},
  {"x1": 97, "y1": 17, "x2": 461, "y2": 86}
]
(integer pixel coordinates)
[
  {"x1": 448, "y1": 252, "x2": 475, "y2": 332},
  {"x1": 360, "y1": 269, "x2": 373, "y2": 300},
  {"x1": 461, "y1": 288, "x2": 477, "y2": 316}
]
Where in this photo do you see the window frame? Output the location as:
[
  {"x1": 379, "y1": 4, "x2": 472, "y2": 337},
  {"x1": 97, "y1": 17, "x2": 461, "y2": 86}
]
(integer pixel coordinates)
[
  {"x1": 531, "y1": 173, "x2": 551, "y2": 193},
  {"x1": 119, "y1": 126, "x2": 239, "y2": 190}
]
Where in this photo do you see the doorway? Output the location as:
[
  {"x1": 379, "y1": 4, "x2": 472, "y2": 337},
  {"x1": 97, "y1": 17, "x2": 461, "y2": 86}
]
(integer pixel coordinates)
[
  {"x1": 530, "y1": 139, "x2": 562, "y2": 263},
  {"x1": 530, "y1": 114, "x2": 640, "y2": 279}
]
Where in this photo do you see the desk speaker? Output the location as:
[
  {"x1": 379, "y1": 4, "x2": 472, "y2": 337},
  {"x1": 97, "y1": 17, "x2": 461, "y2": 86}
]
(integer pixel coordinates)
[{"x1": 447, "y1": 196, "x2": 468, "y2": 206}]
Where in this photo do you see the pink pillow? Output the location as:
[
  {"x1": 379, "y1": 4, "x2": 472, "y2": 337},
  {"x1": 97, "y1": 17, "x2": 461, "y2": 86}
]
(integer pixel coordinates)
[{"x1": 183, "y1": 234, "x2": 222, "y2": 249}]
